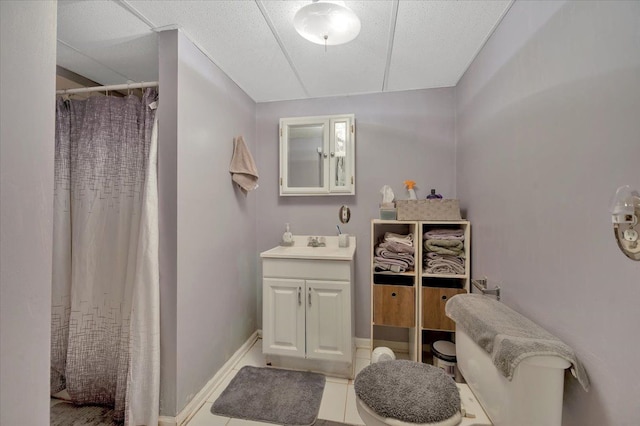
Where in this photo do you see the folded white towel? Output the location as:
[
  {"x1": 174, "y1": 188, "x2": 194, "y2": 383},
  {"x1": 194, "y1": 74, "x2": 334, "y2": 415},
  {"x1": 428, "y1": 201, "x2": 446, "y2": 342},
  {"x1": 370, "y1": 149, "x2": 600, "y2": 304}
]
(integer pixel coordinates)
[
  {"x1": 384, "y1": 232, "x2": 413, "y2": 246},
  {"x1": 229, "y1": 136, "x2": 259, "y2": 193}
]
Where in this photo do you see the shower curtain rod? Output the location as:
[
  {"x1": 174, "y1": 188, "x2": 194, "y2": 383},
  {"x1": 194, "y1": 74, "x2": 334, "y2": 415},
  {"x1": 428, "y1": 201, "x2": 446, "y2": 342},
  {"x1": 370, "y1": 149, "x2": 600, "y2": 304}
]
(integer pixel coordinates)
[{"x1": 56, "y1": 81, "x2": 158, "y2": 95}]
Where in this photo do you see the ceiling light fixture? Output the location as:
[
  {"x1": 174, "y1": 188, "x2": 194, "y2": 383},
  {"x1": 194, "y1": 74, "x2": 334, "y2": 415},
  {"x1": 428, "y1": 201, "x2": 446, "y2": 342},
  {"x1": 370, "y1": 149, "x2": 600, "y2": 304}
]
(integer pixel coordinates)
[{"x1": 294, "y1": 0, "x2": 361, "y2": 48}]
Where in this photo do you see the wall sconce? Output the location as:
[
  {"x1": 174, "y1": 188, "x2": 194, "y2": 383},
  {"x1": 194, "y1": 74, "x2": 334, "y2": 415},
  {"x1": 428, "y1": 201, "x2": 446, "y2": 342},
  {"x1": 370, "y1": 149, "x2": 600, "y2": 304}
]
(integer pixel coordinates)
[{"x1": 610, "y1": 185, "x2": 640, "y2": 261}]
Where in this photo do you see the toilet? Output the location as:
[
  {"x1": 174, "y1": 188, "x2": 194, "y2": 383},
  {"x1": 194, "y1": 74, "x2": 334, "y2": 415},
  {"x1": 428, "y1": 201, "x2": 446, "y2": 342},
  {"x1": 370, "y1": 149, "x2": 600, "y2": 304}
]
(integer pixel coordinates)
[{"x1": 355, "y1": 295, "x2": 579, "y2": 426}]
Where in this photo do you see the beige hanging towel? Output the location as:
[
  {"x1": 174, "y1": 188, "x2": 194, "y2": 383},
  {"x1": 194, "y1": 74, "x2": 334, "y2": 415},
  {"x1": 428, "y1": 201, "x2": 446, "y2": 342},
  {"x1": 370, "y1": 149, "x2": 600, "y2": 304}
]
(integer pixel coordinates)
[{"x1": 229, "y1": 136, "x2": 259, "y2": 193}]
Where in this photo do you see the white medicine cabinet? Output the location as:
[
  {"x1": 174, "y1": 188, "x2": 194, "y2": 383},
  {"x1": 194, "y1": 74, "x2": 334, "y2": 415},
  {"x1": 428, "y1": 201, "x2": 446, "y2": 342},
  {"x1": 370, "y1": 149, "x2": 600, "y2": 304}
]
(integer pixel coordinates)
[{"x1": 279, "y1": 114, "x2": 355, "y2": 196}]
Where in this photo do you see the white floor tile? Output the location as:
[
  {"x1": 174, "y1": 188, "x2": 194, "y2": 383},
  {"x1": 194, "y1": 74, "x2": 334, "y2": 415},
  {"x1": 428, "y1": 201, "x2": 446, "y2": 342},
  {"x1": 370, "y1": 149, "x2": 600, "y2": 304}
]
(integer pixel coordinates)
[
  {"x1": 344, "y1": 384, "x2": 365, "y2": 425},
  {"x1": 355, "y1": 348, "x2": 371, "y2": 360},
  {"x1": 233, "y1": 342, "x2": 267, "y2": 370},
  {"x1": 325, "y1": 375, "x2": 349, "y2": 385},
  {"x1": 457, "y1": 384, "x2": 492, "y2": 425},
  {"x1": 317, "y1": 381, "x2": 347, "y2": 422},
  {"x1": 186, "y1": 402, "x2": 230, "y2": 426},
  {"x1": 206, "y1": 370, "x2": 238, "y2": 403},
  {"x1": 354, "y1": 357, "x2": 370, "y2": 377},
  {"x1": 227, "y1": 419, "x2": 274, "y2": 426}
]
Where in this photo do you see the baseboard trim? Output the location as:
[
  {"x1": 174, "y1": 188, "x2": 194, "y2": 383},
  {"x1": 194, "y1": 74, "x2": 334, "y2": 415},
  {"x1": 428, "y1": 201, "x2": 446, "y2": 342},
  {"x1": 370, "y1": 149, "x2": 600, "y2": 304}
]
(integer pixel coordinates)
[
  {"x1": 159, "y1": 330, "x2": 260, "y2": 426},
  {"x1": 354, "y1": 337, "x2": 370, "y2": 349},
  {"x1": 158, "y1": 416, "x2": 177, "y2": 426},
  {"x1": 372, "y1": 339, "x2": 410, "y2": 354}
]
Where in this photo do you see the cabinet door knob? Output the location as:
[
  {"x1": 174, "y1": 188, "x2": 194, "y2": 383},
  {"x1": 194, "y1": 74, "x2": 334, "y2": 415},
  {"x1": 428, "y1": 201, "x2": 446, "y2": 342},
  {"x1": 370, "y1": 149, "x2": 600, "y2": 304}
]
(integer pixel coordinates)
[
  {"x1": 442, "y1": 295, "x2": 447, "y2": 300},
  {"x1": 391, "y1": 292, "x2": 397, "y2": 297}
]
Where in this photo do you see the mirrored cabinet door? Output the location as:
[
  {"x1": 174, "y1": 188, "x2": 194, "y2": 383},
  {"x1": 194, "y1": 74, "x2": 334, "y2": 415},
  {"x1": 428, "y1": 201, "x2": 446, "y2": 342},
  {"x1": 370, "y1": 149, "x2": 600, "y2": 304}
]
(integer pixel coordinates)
[{"x1": 280, "y1": 114, "x2": 355, "y2": 196}]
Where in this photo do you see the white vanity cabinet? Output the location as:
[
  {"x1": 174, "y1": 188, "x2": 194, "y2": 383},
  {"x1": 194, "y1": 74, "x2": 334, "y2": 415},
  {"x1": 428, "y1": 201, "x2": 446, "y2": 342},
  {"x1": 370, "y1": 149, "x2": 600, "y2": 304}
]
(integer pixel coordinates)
[
  {"x1": 263, "y1": 278, "x2": 350, "y2": 361},
  {"x1": 261, "y1": 236, "x2": 356, "y2": 377}
]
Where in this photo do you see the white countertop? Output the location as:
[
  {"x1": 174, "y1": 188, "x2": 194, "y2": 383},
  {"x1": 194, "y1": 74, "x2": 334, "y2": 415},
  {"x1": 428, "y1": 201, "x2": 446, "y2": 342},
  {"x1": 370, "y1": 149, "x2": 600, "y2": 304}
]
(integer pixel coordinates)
[{"x1": 260, "y1": 235, "x2": 356, "y2": 261}]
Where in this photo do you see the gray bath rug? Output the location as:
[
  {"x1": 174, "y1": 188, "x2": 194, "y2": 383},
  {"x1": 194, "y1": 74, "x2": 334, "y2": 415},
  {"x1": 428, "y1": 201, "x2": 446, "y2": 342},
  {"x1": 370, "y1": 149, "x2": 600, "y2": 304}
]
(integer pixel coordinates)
[
  {"x1": 211, "y1": 366, "x2": 326, "y2": 426},
  {"x1": 51, "y1": 402, "x2": 119, "y2": 425},
  {"x1": 313, "y1": 420, "x2": 356, "y2": 426}
]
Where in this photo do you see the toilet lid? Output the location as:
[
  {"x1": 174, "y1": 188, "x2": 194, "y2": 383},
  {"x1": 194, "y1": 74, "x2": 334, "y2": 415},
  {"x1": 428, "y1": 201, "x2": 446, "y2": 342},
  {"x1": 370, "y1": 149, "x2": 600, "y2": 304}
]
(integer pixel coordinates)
[{"x1": 354, "y1": 360, "x2": 460, "y2": 424}]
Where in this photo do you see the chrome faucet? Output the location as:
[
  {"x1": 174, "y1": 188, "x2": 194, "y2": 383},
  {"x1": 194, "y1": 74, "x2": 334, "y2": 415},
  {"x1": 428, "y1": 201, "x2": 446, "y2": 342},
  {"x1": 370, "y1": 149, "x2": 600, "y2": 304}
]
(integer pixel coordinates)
[{"x1": 307, "y1": 236, "x2": 326, "y2": 247}]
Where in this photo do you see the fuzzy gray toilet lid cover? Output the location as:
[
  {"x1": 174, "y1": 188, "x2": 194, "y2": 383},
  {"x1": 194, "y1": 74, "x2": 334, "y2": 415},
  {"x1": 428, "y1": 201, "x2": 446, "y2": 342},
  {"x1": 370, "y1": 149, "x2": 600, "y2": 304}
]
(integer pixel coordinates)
[{"x1": 354, "y1": 360, "x2": 460, "y2": 424}]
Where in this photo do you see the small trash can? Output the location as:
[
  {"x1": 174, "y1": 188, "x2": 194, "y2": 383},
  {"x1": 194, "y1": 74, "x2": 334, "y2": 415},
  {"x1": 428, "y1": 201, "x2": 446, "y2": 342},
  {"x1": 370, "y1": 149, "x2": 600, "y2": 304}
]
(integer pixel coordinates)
[{"x1": 431, "y1": 340, "x2": 461, "y2": 382}]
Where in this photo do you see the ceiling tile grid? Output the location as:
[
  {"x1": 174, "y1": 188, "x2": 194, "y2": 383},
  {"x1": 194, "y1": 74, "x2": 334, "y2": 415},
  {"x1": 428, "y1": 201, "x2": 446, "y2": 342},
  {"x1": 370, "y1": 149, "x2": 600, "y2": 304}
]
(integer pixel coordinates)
[
  {"x1": 387, "y1": 0, "x2": 512, "y2": 91},
  {"x1": 57, "y1": 0, "x2": 158, "y2": 84},
  {"x1": 56, "y1": 0, "x2": 513, "y2": 102},
  {"x1": 261, "y1": 1, "x2": 394, "y2": 99},
  {"x1": 129, "y1": 0, "x2": 307, "y2": 102}
]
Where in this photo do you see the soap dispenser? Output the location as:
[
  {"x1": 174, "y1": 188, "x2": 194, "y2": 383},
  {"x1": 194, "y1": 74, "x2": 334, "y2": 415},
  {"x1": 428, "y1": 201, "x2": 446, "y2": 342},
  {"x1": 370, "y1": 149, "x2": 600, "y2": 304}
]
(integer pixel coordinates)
[{"x1": 282, "y1": 223, "x2": 293, "y2": 246}]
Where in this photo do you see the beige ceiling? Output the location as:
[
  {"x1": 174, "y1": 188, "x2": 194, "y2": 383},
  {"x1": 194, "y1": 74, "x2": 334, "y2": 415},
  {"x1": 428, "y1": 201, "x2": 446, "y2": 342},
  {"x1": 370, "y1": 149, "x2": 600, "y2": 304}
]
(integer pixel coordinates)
[{"x1": 57, "y1": 0, "x2": 513, "y2": 103}]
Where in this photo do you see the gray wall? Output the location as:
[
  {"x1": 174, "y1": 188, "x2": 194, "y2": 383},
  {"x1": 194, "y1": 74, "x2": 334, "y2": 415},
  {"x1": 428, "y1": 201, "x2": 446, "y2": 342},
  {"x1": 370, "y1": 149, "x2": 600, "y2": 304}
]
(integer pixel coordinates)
[
  {"x1": 255, "y1": 89, "x2": 456, "y2": 337},
  {"x1": 158, "y1": 30, "x2": 258, "y2": 416},
  {"x1": 455, "y1": 1, "x2": 640, "y2": 424},
  {"x1": 0, "y1": 1, "x2": 57, "y2": 425}
]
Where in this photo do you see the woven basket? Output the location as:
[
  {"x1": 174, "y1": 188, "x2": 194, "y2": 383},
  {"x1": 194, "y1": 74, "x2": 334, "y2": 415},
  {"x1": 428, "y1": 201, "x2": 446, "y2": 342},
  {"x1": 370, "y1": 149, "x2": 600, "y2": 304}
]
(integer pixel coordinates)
[{"x1": 396, "y1": 199, "x2": 462, "y2": 220}]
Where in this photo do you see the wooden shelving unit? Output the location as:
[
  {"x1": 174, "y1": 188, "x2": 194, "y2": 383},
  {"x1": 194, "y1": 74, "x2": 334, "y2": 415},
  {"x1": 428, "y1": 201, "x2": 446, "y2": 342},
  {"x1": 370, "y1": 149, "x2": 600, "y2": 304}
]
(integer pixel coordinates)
[{"x1": 370, "y1": 219, "x2": 470, "y2": 364}]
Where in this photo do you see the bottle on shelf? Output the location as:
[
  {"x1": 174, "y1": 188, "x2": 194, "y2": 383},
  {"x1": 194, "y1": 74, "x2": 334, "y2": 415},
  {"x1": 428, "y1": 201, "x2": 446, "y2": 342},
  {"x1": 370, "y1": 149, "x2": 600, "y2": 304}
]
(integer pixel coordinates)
[{"x1": 426, "y1": 189, "x2": 443, "y2": 199}]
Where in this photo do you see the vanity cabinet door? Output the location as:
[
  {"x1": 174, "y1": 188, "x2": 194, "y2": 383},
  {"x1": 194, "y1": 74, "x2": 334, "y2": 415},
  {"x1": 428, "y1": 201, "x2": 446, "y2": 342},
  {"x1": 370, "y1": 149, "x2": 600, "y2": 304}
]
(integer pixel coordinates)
[
  {"x1": 305, "y1": 280, "x2": 351, "y2": 362},
  {"x1": 263, "y1": 278, "x2": 305, "y2": 357}
]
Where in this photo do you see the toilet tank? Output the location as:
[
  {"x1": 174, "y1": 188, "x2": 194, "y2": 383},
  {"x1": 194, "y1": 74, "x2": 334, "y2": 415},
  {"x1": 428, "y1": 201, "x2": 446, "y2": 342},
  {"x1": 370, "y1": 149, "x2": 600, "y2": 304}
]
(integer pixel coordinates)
[{"x1": 456, "y1": 327, "x2": 570, "y2": 426}]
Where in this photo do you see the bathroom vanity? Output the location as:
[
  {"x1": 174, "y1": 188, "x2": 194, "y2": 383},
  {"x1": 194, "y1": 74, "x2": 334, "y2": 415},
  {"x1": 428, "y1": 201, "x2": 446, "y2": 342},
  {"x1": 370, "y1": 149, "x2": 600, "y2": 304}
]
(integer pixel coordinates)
[{"x1": 261, "y1": 235, "x2": 356, "y2": 378}]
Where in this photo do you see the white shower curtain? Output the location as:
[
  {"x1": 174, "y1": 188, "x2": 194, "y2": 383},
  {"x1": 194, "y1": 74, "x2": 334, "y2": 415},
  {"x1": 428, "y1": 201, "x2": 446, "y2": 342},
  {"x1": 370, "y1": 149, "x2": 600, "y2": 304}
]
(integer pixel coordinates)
[{"x1": 51, "y1": 89, "x2": 159, "y2": 425}]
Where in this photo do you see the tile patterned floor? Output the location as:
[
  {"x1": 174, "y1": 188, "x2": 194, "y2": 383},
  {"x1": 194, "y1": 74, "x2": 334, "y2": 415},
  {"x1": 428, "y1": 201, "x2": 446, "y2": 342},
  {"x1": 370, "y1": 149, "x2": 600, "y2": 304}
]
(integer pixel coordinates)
[
  {"x1": 186, "y1": 339, "x2": 369, "y2": 426},
  {"x1": 185, "y1": 339, "x2": 492, "y2": 426}
]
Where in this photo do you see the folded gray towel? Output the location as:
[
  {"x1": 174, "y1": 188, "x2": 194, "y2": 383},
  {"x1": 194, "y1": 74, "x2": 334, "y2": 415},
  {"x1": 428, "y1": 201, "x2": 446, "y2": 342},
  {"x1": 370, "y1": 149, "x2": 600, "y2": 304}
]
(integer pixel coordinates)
[
  {"x1": 423, "y1": 229, "x2": 465, "y2": 240},
  {"x1": 445, "y1": 294, "x2": 590, "y2": 391},
  {"x1": 425, "y1": 239, "x2": 464, "y2": 249},
  {"x1": 374, "y1": 261, "x2": 406, "y2": 273},
  {"x1": 374, "y1": 257, "x2": 410, "y2": 270},
  {"x1": 375, "y1": 247, "x2": 415, "y2": 265},
  {"x1": 426, "y1": 252, "x2": 464, "y2": 264},
  {"x1": 425, "y1": 259, "x2": 465, "y2": 275},
  {"x1": 378, "y1": 240, "x2": 415, "y2": 254},
  {"x1": 424, "y1": 240, "x2": 464, "y2": 256}
]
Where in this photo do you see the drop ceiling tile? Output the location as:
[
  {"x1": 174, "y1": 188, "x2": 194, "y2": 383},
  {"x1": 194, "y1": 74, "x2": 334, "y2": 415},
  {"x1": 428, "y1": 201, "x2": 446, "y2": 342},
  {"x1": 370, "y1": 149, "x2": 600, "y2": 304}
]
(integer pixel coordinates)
[
  {"x1": 57, "y1": 0, "x2": 158, "y2": 83},
  {"x1": 128, "y1": 0, "x2": 307, "y2": 102},
  {"x1": 262, "y1": 1, "x2": 392, "y2": 98},
  {"x1": 57, "y1": 0, "x2": 151, "y2": 44},
  {"x1": 387, "y1": 0, "x2": 512, "y2": 91},
  {"x1": 57, "y1": 42, "x2": 135, "y2": 85}
]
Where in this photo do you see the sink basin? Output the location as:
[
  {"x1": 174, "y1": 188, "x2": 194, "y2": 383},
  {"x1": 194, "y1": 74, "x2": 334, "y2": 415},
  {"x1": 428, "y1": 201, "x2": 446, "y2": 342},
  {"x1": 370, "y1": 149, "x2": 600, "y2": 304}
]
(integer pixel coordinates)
[{"x1": 260, "y1": 235, "x2": 356, "y2": 260}]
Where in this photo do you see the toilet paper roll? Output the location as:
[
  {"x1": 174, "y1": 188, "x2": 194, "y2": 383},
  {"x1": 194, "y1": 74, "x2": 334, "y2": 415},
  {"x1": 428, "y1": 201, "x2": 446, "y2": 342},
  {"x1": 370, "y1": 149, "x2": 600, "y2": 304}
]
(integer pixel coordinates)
[{"x1": 372, "y1": 346, "x2": 396, "y2": 363}]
